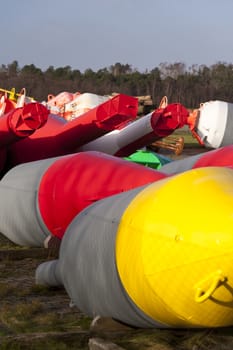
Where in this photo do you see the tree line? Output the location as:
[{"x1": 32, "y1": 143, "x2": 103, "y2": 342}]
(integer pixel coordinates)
[{"x1": 1, "y1": 60, "x2": 233, "y2": 109}]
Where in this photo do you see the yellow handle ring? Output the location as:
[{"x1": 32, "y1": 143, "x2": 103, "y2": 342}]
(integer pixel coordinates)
[{"x1": 195, "y1": 271, "x2": 227, "y2": 303}]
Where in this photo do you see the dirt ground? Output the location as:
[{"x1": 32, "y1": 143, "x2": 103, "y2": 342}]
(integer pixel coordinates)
[{"x1": 0, "y1": 147, "x2": 233, "y2": 349}]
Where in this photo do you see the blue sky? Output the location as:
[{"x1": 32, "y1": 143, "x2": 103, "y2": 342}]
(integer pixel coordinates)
[{"x1": 1, "y1": 0, "x2": 233, "y2": 72}]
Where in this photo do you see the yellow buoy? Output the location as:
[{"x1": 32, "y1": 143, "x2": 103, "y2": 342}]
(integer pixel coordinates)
[{"x1": 116, "y1": 166, "x2": 233, "y2": 327}]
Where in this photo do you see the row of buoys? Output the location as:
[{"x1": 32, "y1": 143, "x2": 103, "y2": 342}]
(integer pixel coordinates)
[
  {"x1": 1, "y1": 87, "x2": 233, "y2": 329},
  {"x1": 3, "y1": 87, "x2": 233, "y2": 150},
  {"x1": 0, "y1": 93, "x2": 138, "y2": 175},
  {"x1": 0, "y1": 142, "x2": 232, "y2": 328}
]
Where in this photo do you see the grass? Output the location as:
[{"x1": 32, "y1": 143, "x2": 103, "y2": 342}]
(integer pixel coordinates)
[
  {"x1": 0, "y1": 336, "x2": 90, "y2": 350},
  {"x1": 0, "y1": 234, "x2": 92, "y2": 349}
]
